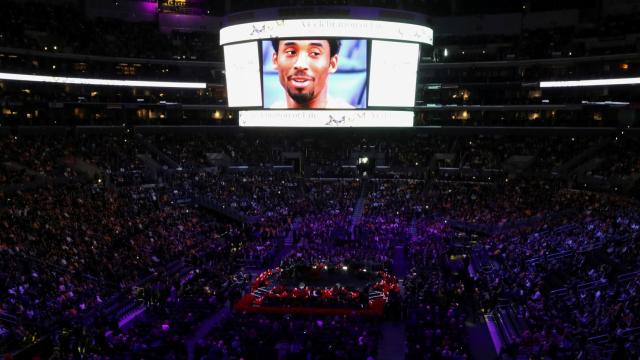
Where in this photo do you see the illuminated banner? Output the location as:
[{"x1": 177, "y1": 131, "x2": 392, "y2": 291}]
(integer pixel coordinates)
[
  {"x1": 239, "y1": 110, "x2": 414, "y2": 127},
  {"x1": 540, "y1": 77, "x2": 640, "y2": 88},
  {"x1": 0, "y1": 72, "x2": 206, "y2": 88},
  {"x1": 220, "y1": 19, "x2": 433, "y2": 45}
]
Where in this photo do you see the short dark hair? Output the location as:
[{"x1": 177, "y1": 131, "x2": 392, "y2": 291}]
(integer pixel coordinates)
[{"x1": 271, "y1": 39, "x2": 341, "y2": 58}]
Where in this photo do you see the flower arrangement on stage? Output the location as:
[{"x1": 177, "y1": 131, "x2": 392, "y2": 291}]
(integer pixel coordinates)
[{"x1": 248, "y1": 262, "x2": 399, "y2": 309}]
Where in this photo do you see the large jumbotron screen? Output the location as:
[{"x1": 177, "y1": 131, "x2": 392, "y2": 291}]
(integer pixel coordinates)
[{"x1": 220, "y1": 19, "x2": 433, "y2": 127}]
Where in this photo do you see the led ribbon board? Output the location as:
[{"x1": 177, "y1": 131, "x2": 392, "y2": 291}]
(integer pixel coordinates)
[
  {"x1": 0, "y1": 72, "x2": 206, "y2": 88},
  {"x1": 540, "y1": 77, "x2": 640, "y2": 88},
  {"x1": 239, "y1": 110, "x2": 414, "y2": 127},
  {"x1": 220, "y1": 19, "x2": 433, "y2": 45}
]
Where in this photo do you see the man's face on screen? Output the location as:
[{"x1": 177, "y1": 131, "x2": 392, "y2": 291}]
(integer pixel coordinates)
[{"x1": 272, "y1": 40, "x2": 338, "y2": 107}]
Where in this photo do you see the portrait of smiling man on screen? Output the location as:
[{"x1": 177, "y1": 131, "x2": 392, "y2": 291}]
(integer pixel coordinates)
[{"x1": 270, "y1": 39, "x2": 355, "y2": 109}]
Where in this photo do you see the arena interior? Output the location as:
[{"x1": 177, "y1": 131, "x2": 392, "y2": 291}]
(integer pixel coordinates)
[{"x1": 1, "y1": 0, "x2": 640, "y2": 359}]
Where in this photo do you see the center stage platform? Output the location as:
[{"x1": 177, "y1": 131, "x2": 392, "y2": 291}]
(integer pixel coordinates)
[{"x1": 234, "y1": 262, "x2": 399, "y2": 316}]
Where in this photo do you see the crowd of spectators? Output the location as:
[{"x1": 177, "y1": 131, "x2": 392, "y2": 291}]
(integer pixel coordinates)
[
  {"x1": 195, "y1": 313, "x2": 382, "y2": 360},
  {"x1": 403, "y1": 255, "x2": 471, "y2": 359},
  {"x1": 1, "y1": 130, "x2": 639, "y2": 358},
  {"x1": 0, "y1": 182, "x2": 235, "y2": 353},
  {"x1": 468, "y1": 191, "x2": 640, "y2": 358},
  {"x1": 69, "y1": 243, "x2": 252, "y2": 358},
  {"x1": 0, "y1": 135, "x2": 77, "y2": 185},
  {"x1": 589, "y1": 138, "x2": 640, "y2": 180},
  {"x1": 0, "y1": 132, "x2": 155, "y2": 186},
  {"x1": 191, "y1": 177, "x2": 397, "y2": 359}
]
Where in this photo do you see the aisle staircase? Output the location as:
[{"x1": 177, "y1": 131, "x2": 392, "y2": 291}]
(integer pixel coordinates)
[
  {"x1": 134, "y1": 133, "x2": 180, "y2": 169},
  {"x1": 284, "y1": 217, "x2": 302, "y2": 247},
  {"x1": 377, "y1": 322, "x2": 406, "y2": 360},
  {"x1": 484, "y1": 305, "x2": 528, "y2": 355},
  {"x1": 409, "y1": 217, "x2": 418, "y2": 243},
  {"x1": 553, "y1": 138, "x2": 609, "y2": 177},
  {"x1": 268, "y1": 217, "x2": 302, "y2": 268},
  {"x1": 350, "y1": 179, "x2": 370, "y2": 235}
]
